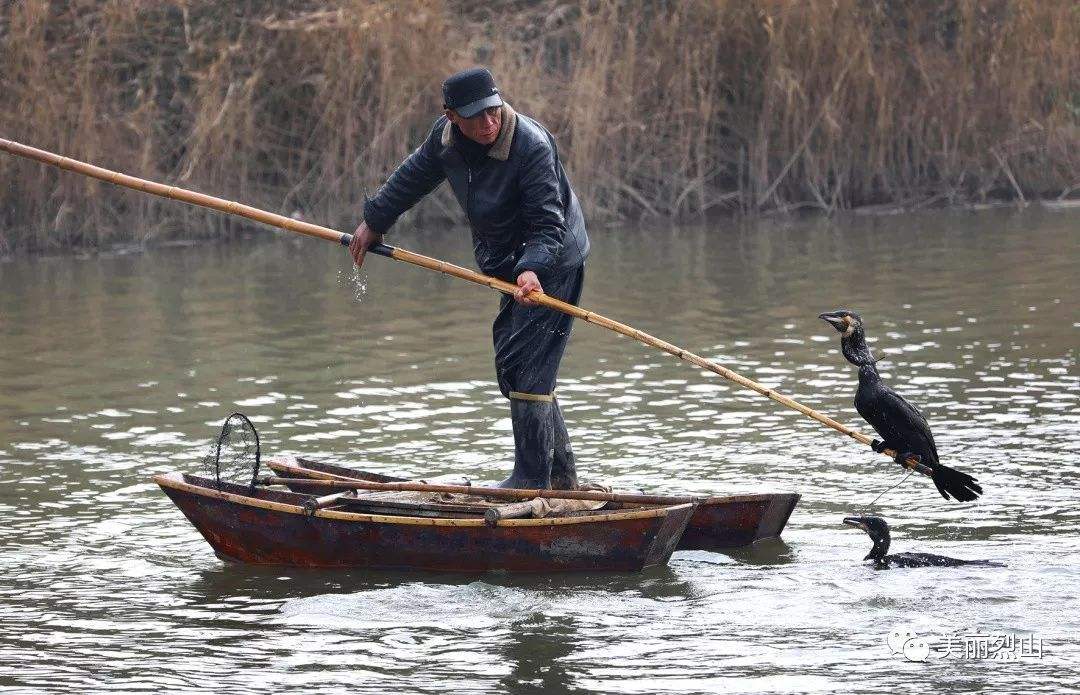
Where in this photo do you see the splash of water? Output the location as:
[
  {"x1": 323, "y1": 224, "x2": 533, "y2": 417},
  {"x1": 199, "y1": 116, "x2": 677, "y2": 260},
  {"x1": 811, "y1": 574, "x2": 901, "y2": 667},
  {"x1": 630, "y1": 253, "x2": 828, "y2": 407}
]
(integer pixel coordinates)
[{"x1": 339, "y1": 264, "x2": 368, "y2": 302}]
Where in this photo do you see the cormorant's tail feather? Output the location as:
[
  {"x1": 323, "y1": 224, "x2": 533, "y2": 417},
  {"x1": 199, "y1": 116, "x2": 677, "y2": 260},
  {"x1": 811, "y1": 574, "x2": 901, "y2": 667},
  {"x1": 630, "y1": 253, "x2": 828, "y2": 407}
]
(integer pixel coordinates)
[{"x1": 929, "y1": 462, "x2": 982, "y2": 502}]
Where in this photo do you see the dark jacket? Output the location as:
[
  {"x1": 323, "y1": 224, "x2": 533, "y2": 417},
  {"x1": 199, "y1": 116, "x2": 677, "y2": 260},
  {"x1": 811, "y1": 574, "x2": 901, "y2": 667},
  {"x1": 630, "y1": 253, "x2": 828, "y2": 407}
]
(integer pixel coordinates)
[{"x1": 362, "y1": 104, "x2": 589, "y2": 281}]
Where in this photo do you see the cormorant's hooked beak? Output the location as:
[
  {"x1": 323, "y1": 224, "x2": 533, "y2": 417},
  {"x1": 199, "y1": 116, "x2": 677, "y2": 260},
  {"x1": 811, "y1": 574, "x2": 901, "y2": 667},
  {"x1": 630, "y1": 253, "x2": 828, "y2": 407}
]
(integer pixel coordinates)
[
  {"x1": 844, "y1": 516, "x2": 874, "y2": 560},
  {"x1": 842, "y1": 516, "x2": 868, "y2": 530},
  {"x1": 819, "y1": 312, "x2": 847, "y2": 331}
]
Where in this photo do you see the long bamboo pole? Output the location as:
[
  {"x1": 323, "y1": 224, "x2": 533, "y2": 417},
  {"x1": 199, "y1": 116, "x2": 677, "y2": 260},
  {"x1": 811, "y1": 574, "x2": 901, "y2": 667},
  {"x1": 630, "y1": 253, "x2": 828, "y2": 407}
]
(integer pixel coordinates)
[{"x1": 0, "y1": 137, "x2": 931, "y2": 477}]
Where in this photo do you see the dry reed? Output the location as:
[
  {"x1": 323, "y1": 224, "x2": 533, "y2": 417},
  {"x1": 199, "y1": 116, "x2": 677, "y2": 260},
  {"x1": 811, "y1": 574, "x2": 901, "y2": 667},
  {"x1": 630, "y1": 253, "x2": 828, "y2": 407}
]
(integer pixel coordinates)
[{"x1": 1, "y1": 0, "x2": 1077, "y2": 251}]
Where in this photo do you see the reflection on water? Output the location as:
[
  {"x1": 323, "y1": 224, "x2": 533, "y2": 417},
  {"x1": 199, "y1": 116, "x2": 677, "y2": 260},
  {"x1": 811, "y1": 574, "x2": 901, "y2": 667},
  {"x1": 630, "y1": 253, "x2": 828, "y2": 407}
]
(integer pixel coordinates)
[{"x1": 1, "y1": 208, "x2": 1078, "y2": 693}]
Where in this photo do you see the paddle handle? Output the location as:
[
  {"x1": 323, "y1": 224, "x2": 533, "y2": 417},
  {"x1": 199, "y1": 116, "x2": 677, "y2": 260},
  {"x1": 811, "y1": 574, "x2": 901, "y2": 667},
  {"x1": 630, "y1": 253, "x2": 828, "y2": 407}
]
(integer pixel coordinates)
[
  {"x1": 0, "y1": 137, "x2": 928, "y2": 477},
  {"x1": 302, "y1": 490, "x2": 355, "y2": 516}
]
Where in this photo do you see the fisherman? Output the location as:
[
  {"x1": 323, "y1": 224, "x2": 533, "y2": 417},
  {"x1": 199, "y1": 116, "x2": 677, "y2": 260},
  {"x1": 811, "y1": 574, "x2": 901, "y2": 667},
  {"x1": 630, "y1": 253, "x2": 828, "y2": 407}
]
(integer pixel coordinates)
[{"x1": 348, "y1": 67, "x2": 589, "y2": 490}]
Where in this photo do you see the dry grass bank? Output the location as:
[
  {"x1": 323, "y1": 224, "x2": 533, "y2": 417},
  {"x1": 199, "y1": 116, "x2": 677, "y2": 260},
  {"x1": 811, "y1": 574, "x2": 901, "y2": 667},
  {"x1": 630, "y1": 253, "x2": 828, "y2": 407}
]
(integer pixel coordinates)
[{"x1": 1, "y1": 0, "x2": 1077, "y2": 251}]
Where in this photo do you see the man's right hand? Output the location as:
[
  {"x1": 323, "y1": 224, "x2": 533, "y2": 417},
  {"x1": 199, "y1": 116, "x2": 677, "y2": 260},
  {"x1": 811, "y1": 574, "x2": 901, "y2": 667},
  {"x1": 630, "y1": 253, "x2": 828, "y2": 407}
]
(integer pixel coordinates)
[{"x1": 348, "y1": 221, "x2": 383, "y2": 268}]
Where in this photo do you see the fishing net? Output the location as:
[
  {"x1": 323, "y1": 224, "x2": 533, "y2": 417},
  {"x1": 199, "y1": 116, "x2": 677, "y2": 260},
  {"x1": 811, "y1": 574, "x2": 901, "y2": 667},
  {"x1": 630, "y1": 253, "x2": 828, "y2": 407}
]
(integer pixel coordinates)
[{"x1": 201, "y1": 412, "x2": 261, "y2": 488}]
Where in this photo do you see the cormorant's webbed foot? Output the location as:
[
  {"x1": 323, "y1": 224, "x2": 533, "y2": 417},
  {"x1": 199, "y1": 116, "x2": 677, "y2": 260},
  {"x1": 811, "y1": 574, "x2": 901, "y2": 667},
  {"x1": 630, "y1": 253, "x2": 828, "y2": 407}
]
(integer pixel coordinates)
[
  {"x1": 870, "y1": 439, "x2": 886, "y2": 453},
  {"x1": 895, "y1": 451, "x2": 921, "y2": 470}
]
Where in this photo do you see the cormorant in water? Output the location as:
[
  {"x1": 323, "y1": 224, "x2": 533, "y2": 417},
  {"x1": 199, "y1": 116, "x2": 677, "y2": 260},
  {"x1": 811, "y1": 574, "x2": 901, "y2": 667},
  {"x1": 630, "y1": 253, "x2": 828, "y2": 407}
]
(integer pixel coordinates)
[
  {"x1": 843, "y1": 515, "x2": 1003, "y2": 568},
  {"x1": 819, "y1": 309, "x2": 982, "y2": 502}
]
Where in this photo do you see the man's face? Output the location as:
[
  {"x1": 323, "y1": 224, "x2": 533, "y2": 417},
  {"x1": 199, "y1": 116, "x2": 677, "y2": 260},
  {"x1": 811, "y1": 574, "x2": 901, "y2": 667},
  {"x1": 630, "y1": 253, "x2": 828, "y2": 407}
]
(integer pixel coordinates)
[{"x1": 447, "y1": 106, "x2": 502, "y2": 145}]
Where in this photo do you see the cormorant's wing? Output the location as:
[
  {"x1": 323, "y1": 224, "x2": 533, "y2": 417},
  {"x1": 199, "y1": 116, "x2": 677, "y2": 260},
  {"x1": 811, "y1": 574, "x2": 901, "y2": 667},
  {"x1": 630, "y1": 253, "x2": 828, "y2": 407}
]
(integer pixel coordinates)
[
  {"x1": 857, "y1": 377, "x2": 982, "y2": 501},
  {"x1": 856, "y1": 381, "x2": 939, "y2": 465},
  {"x1": 882, "y1": 384, "x2": 938, "y2": 463}
]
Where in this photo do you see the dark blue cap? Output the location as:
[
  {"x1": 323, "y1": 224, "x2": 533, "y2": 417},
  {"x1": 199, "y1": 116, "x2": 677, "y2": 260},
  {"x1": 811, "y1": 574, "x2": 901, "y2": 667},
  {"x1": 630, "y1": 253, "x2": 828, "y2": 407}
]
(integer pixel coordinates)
[{"x1": 442, "y1": 67, "x2": 503, "y2": 118}]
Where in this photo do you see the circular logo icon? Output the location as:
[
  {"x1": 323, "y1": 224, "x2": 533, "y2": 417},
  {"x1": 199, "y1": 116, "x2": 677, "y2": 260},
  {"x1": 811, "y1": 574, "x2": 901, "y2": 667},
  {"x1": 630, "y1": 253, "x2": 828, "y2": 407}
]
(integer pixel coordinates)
[{"x1": 903, "y1": 636, "x2": 931, "y2": 662}]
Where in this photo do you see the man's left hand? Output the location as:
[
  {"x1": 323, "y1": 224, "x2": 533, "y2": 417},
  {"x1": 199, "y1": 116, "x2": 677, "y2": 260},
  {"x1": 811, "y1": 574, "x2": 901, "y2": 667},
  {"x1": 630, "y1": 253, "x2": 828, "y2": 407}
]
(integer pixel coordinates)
[{"x1": 514, "y1": 271, "x2": 543, "y2": 306}]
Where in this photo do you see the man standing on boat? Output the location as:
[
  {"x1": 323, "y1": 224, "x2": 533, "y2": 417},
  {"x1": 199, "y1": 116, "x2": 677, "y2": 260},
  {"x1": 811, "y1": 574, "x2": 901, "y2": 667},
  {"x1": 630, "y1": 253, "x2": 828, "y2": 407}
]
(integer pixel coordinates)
[{"x1": 348, "y1": 67, "x2": 589, "y2": 491}]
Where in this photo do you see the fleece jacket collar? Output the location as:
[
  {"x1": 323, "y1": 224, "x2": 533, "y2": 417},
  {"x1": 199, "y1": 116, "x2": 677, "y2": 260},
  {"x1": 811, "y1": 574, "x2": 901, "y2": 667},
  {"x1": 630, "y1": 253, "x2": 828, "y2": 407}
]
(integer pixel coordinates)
[{"x1": 440, "y1": 103, "x2": 517, "y2": 161}]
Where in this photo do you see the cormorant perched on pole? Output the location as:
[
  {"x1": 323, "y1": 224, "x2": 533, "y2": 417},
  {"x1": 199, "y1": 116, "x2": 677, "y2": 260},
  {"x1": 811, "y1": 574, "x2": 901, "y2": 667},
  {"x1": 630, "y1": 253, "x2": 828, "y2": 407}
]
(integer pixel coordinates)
[
  {"x1": 819, "y1": 309, "x2": 982, "y2": 502},
  {"x1": 843, "y1": 516, "x2": 1003, "y2": 568}
]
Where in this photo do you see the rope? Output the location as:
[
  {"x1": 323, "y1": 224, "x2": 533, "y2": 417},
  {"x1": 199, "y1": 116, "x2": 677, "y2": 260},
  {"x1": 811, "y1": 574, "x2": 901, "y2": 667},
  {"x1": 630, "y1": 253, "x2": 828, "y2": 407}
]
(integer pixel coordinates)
[{"x1": 858, "y1": 467, "x2": 917, "y2": 512}]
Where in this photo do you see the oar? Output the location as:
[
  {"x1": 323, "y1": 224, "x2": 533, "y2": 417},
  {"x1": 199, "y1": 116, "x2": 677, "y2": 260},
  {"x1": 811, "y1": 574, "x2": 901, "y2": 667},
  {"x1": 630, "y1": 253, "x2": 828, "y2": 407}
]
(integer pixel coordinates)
[
  {"x1": 258, "y1": 475, "x2": 703, "y2": 506},
  {"x1": 0, "y1": 138, "x2": 943, "y2": 483}
]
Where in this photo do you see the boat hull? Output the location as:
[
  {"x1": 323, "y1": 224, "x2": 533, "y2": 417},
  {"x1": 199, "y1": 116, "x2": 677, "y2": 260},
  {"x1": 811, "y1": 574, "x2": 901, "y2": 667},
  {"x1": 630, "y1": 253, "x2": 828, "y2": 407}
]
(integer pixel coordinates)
[
  {"x1": 268, "y1": 457, "x2": 799, "y2": 550},
  {"x1": 155, "y1": 472, "x2": 695, "y2": 572},
  {"x1": 675, "y1": 493, "x2": 798, "y2": 549}
]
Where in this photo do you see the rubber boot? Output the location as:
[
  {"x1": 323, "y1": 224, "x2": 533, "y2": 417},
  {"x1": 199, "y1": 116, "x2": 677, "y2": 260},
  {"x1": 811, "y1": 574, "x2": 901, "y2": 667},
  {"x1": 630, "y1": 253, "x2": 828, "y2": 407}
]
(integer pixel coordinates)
[
  {"x1": 550, "y1": 397, "x2": 578, "y2": 490},
  {"x1": 497, "y1": 399, "x2": 553, "y2": 489}
]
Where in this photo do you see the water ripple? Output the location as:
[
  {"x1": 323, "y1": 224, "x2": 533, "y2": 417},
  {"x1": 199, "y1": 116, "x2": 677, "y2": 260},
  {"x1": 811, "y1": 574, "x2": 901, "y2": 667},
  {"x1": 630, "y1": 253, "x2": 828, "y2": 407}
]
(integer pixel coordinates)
[{"x1": 1, "y1": 211, "x2": 1078, "y2": 693}]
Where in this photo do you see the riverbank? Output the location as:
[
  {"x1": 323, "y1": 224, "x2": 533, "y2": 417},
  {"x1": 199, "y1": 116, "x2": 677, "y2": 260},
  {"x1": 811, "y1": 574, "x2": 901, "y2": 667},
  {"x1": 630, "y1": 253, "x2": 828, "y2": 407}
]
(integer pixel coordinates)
[
  {"x1": 1, "y1": 0, "x2": 1077, "y2": 252},
  {"x1": 4, "y1": 199, "x2": 1076, "y2": 265}
]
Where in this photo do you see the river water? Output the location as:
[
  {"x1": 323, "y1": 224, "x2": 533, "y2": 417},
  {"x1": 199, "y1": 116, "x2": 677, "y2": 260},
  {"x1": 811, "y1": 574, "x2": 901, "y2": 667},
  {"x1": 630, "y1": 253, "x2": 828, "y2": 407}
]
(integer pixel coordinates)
[{"x1": 1, "y1": 208, "x2": 1077, "y2": 693}]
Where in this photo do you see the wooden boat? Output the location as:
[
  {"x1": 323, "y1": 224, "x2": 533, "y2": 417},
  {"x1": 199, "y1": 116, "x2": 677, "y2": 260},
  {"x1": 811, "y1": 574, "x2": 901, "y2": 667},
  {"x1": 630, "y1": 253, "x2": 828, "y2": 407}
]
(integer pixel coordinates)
[
  {"x1": 154, "y1": 471, "x2": 697, "y2": 572},
  {"x1": 266, "y1": 457, "x2": 800, "y2": 550}
]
